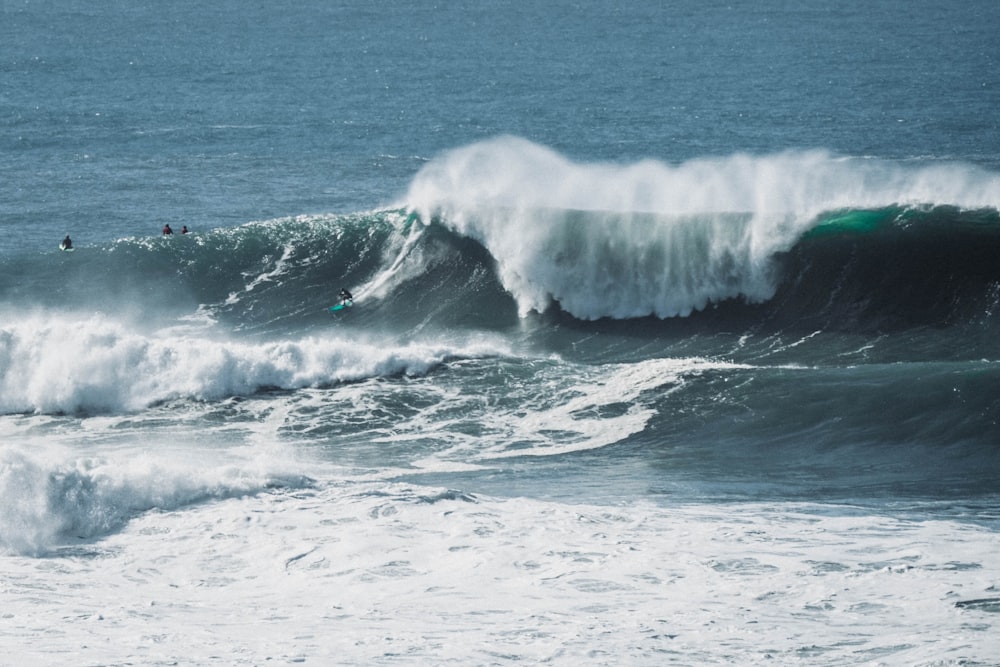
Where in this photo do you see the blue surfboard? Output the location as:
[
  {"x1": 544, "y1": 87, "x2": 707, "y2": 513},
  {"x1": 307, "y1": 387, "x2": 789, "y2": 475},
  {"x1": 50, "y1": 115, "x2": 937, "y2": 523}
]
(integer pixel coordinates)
[{"x1": 329, "y1": 299, "x2": 353, "y2": 312}]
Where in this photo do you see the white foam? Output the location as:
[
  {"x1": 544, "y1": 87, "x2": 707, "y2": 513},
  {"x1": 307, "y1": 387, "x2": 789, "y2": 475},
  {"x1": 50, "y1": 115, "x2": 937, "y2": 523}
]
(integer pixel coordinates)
[
  {"x1": 2, "y1": 483, "x2": 997, "y2": 664},
  {"x1": 406, "y1": 137, "x2": 1000, "y2": 318},
  {"x1": 474, "y1": 356, "x2": 735, "y2": 460},
  {"x1": 362, "y1": 356, "x2": 748, "y2": 464},
  {"x1": 0, "y1": 441, "x2": 308, "y2": 556},
  {"x1": 0, "y1": 312, "x2": 509, "y2": 414}
]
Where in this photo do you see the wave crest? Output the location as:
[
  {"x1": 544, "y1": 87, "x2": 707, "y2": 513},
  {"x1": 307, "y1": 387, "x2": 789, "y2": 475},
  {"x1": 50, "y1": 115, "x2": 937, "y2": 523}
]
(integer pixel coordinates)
[{"x1": 406, "y1": 137, "x2": 1000, "y2": 319}]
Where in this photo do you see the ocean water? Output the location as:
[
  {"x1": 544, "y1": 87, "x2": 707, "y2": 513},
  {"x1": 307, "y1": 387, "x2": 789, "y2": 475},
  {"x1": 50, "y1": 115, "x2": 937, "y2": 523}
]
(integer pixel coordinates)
[{"x1": 2, "y1": 0, "x2": 1000, "y2": 664}]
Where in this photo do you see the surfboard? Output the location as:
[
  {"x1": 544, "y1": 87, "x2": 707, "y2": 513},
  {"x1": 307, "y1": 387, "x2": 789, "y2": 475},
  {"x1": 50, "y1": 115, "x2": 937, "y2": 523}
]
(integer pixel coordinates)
[
  {"x1": 59, "y1": 245, "x2": 74, "y2": 252},
  {"x1": 329, "y1": 299, "x2": 353, "y2": 312}
]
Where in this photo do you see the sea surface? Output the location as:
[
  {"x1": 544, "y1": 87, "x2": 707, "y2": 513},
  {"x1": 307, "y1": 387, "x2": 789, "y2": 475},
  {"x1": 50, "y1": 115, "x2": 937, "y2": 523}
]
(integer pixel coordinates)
[{"x1": 2, "y1": 1, "x2": 1000, "y2": 664}]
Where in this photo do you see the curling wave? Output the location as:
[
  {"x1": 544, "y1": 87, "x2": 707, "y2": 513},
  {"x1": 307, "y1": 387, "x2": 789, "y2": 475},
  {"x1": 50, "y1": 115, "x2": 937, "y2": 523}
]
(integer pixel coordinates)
[{"x1": 406, "y1": 137, "x2": 1000, "y2": 321}]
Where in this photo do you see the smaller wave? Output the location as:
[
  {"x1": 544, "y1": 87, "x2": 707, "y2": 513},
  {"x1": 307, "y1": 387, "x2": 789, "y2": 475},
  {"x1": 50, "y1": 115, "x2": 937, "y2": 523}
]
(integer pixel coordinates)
[
  {"x1": 0, "y1": 443, "x2": 312, "y2": 556},
  {"x1": 0, "y1": 313, "x2": 508, "y2": 415}
]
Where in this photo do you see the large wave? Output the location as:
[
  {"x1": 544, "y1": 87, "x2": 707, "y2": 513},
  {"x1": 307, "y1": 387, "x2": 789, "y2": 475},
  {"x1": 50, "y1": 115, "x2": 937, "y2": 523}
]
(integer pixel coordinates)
[
  {"x1": 405, "y1": 137, "x2": 1000, "y2": 320},
  {"x1": 5, "y1": 138, "x2": 998, "y2": 332},
  {"x1": 3, "y1": 138, "x2": 1000, "y2": 418}
]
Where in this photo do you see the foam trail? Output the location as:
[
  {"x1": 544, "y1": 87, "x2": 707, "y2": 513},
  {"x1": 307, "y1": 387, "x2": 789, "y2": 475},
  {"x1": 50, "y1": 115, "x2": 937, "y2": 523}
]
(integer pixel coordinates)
[{"x1": 406, "y1": 137, "x2": 1000, "y2": 318}]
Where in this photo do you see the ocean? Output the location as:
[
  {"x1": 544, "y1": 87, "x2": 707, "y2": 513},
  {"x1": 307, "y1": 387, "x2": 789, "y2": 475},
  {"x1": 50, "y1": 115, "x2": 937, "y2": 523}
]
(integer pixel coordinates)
[{"x1": 2, "y1": 0, "x2": 999, "y2": 664}]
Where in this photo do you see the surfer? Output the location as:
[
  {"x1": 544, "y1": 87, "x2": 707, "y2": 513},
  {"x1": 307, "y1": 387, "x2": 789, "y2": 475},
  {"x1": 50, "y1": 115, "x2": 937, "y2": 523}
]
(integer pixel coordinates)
[
  {"x1": 181, "y1": 225, "x2": 189, "y2": 234},
  {"x1": 60, "y1": 235, "x2": 72, "y2": 250},
  {"x1": 162, "y1": 224, "x2": 173, "y2": 236},
  {"x1": 338, "y1": 288, "x2": 353, "y2": 305}
]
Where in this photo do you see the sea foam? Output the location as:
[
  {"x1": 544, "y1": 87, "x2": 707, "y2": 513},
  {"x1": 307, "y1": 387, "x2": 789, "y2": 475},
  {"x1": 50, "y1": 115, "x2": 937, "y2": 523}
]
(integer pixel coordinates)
[
  {"x1": 0, "y1": 442, "x2": 310, "y2": 556},
  {"x1": 406, "y1": 137, "x2": 1000, "y2": 319},
  {"x1": 0, "y1": 312, "x2": 506, "y2": 415}
]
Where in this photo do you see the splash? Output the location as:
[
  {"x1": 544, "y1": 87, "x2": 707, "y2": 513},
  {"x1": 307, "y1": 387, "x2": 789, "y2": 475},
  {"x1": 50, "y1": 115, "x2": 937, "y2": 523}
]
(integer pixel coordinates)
[
  {"x1": 406, "y1": 137, "x2": 1000, "y2": 318},
  {"x1": 0, "y1": 313, "x2": 508, "y2": 415}
]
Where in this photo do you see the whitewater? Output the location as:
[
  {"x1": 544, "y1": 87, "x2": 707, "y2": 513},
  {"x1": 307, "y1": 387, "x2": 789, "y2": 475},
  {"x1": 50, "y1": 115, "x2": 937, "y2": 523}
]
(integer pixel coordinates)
[
  {"x1": 406, "y1": 138, "x2": 1000, "y2": 319},
  {"x1": 3, "y1": 0, "x2": 1000, "y2": 665}
]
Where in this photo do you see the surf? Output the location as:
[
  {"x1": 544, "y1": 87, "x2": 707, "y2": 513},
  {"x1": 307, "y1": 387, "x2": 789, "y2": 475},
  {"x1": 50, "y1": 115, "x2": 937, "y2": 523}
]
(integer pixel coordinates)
[{"x1": 405, "y1": 137, "x2": 1000, "y2": 321}]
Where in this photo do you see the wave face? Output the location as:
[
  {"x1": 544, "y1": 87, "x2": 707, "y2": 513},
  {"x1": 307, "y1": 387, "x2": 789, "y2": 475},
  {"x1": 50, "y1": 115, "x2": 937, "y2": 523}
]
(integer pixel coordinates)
[{"x1": 1, "y1": 125, "x2": 999, "y2": 572}]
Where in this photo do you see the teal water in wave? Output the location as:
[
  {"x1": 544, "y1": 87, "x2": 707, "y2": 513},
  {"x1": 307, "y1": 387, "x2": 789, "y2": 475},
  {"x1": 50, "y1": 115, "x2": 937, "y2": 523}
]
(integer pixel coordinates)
[{"x1": 2, "y1": 1, "x2": 1000, "y2": 664}]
